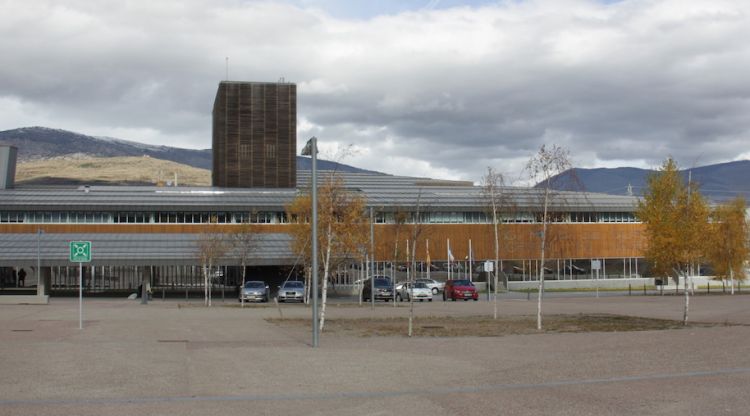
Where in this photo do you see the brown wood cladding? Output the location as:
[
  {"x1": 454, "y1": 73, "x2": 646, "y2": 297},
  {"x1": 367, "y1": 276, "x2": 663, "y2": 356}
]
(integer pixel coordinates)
[
  {"x1": 212, "y1": 82, "x2": 296, "y2": 188},
  {"x1": 3, "y1": 223, "x2": 646, "y2": 259}
]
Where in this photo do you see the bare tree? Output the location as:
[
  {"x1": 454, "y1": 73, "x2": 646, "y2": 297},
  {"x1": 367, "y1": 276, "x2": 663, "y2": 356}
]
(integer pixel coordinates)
[
  {"x1": 480, "y1": 167, "x2": 508, "y2": 319},
  {"x1": 525, "y1": 144, "x2": 572, "y2": 330},
  {"x1": 231, "y1": 219, "x2": 259, "y2": 308},
  {"x1": 407, "y1": 192, "x2": 426, "y2": 337},
  {"x1": 197, "y1": 221, "x2": 230, "y2": 307}
]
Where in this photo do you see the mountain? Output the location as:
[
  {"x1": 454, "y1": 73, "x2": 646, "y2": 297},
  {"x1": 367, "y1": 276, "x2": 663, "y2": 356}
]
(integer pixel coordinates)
[
  {"x1": 543, "y1": 161, "x2": 750, "y2": 202},
  {"x1": 0, "y1": 126, "x2": 381, "y2": 175},
  {"x1": 16, "y1": 155, "x2": 211, "y2": 186}
]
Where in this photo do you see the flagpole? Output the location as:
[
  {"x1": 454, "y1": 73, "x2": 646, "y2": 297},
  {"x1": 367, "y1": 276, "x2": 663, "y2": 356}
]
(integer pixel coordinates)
[
  {"x1": 469, "y1": 239, "x2": 472, "y2": 282},
  {"x1": 426, "y1": 239, "x2": 430, "y2": 280},
  {"x1": 447, "y1": 238, "x2": 451, "y2": 281}
]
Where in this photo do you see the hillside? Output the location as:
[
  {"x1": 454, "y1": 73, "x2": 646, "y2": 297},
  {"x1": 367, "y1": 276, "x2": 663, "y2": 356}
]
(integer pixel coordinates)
[
  {"x1": 0, "y1": 126, "x2": 382, "y2": 174},
  {"x1": 543, "y1": 160, "x2": 750, "y2": 202},
  {"x1": 16, "y1": 155, "x2": 211, "y2": 186}
]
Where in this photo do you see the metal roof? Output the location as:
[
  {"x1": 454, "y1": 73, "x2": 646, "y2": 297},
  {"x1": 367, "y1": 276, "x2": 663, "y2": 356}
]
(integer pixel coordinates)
[
  {"x1": 0, "y1": 170, "x2": 639, "y2": 212},
  {"x1": 0, "y1": 233, "x2": 295, "y2": 267}
]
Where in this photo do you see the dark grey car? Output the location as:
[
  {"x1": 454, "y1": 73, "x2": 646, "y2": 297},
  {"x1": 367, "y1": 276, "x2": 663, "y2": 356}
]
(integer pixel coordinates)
[{"x1": 239, "y1": 280, "x2": 269, "y2": 303}]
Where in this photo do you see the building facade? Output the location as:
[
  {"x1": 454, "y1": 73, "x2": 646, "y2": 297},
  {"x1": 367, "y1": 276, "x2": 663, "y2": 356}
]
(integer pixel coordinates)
[{"x1": 212, "y1": 81, "x2": 296, "y2": 188}]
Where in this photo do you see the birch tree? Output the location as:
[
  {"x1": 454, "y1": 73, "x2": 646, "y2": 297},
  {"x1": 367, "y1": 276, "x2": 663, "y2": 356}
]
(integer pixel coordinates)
[
  {"x1": 232, "y1": 220, "x2": 259, "y2": 308},
  {"x1": 286, "y1": 174, "x2": 368, "y2": 331},
  {"x1": 637, "y1": 158, "x2": 710, "y2": 325},
  {"x1": 525, "y1": 144, "x2": 572, "y2": 330},
  {"x1": 480, "y1": 167, "x2": 508, "y2": 319},
  {"x1": 707, "y1": 197, "x2": 748, "y2": 294},
  {"x1": 196, "y1": 222, "x2": 229, "y2": 307}
]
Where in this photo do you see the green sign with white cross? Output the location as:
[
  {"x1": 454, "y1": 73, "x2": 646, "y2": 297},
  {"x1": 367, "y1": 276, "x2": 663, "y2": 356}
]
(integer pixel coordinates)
[{"x1": 69, "y1": 241, "x2": 92, "y2": 263}]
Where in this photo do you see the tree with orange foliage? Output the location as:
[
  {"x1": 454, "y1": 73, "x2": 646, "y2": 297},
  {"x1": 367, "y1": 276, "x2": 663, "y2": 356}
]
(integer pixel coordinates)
[
  {"x1": 637, "y1": 158, "x2": 710, "y2": 325},
  {"x1": 707, "y1": 197, "x2": 748, "y2": 294},
  {"x1": 286, "y1": 173, "x2": 368, "y2": 331}
]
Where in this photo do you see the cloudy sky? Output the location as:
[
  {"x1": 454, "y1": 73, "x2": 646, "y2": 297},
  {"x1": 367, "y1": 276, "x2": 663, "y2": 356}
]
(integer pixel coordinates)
[{"x1": 1, "y1": 0, "x2": 749, "y2": 183}]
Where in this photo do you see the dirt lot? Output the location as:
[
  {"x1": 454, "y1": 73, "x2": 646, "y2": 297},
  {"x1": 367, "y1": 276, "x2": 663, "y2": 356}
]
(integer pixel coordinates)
[
  {"x1": 269, "y1": 313, "x2": 720, "y2": 337},
  {"x1": 1, "y1": 295, "x2": 750, "y2": 415}
]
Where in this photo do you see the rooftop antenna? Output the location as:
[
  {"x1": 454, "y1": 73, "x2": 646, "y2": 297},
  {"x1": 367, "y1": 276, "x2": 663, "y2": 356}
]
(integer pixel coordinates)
[{"x1": 225, "y1": 57, "x2": 229, "y2": 81}]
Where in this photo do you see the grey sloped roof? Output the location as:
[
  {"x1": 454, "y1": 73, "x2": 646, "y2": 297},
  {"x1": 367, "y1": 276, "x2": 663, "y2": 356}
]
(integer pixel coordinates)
[
  {"x1": 0, "y1": 233, "x2": 294, "y2": 267},
  {"x1": 1, "y1": 170, "x2": 639, "y2": 212}
]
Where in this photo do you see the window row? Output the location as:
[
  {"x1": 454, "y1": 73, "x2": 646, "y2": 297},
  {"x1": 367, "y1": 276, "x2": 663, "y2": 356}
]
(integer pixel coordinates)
[{"x1": 1, "y1": 210, "x2": 638, "y2": 225}]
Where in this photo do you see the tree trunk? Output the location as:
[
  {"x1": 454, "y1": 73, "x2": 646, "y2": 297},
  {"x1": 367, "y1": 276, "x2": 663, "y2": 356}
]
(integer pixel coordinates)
[
  {"x1": 203, "y1": 263, "x2": 208, "y2": 307},
  {"x1": 730, "y1": 267, "x2": 735, "y2": 295},
  {"x1": 318, "y1": 224, "x2": 333, "y2": 332},
  {"x1": 208, "y1": 261, "x2": 213, "y2": 307},
  {"x1": 537, "y1": 190, "x2": 549, "y2": 331},
  {"x1": 682, "y1": 273, "x2": 690, "y2": 326},
  {"x1": 493, "y1": 204, "x2": 499, "y2": 320},
  {"x1": 240, "y1": 260, "x2": 246, "y2": 308}
]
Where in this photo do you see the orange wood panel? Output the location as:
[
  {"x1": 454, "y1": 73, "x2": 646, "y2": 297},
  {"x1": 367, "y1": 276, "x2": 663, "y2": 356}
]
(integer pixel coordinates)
[{"x1": 1, "y1": 222, "x2": 646, "y2": 260}]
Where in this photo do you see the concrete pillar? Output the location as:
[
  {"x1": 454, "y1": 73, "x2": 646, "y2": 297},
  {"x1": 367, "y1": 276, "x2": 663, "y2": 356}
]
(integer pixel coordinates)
[
  {"x1": 141, "y1": 266, "x2": 151, "y2": 304},
  {"x1": 37, "y1": 267, "x2": 51, "y2": 296}
]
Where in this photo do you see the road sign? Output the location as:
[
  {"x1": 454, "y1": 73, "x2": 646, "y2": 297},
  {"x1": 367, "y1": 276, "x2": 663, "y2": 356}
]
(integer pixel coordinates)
[
  {"x1": 591, "y1": 260, "x2": 601, "y2": 270},
  {"x1": 69, "y1": 241, "x2": 92, "y2": 263}
]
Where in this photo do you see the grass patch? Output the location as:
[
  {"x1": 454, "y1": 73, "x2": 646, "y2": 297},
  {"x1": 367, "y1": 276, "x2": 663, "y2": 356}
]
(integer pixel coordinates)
[
  {"x1": 267, "y1": 314, "x2": 715, "y2": 337},
  {"x1": 512, "y1": 286, "x2": 656, "y2": 293}
]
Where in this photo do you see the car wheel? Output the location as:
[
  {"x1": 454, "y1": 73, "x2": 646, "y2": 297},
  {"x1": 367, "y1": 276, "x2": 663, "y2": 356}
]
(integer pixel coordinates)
[
  {"x1": 473, "y1": 298, "x2": 478, "y2": 301},
  {"x1": 464, "y1": 298, "x2": 469, "y2": 301},
  {"x1": 432, "y1": 288, "x2": 438, "y2": 295},
  {"x1": 419, "y1": 299, "x2": 423, "y2": 302},
  {"x1": 428, "y1": 299, "x2": 432, "y2": 302}
]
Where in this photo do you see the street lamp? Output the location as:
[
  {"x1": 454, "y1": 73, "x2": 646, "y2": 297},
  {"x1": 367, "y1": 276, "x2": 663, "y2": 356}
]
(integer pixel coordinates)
[
  {"x1": 37, "y1": 229, "x2": 43, "y2": 295},
  {"x1": 301, "y1": 136, "x2": 319, "y2": 348}
]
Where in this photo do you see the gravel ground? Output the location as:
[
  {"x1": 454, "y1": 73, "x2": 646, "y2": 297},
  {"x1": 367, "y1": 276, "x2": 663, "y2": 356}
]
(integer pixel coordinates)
[{"x1": 1, "y1": 294, "x2": 749, "y2": 415}]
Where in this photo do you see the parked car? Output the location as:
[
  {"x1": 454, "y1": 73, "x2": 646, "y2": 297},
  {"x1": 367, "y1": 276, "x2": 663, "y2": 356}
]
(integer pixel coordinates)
[
  {"x1": 362, "y1": 277, "x2": 394, "y2": 302},
  {"x1": 443, "y1": 279, "x2": 478, "y2": 301},
  {"x1": 395, "y1": 281, "x2": 433, "y2": 302},
  {"x1": 277, "y1": 280, "x2": 305, "y2": 303},
  {"x1": 415, "y1": 278, "x2": 444, "y2": 294},
  {"x1": 239, "y1": 280, "x2": 269, "y2": 303}
]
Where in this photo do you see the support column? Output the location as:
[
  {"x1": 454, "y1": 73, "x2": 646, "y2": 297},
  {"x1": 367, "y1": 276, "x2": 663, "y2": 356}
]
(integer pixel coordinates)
[{"x1": 37, "y1": 267, "x2": 51, "y2": 297}]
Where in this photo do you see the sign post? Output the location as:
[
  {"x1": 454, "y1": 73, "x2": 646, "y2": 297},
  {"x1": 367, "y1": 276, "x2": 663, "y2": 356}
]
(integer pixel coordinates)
[
  {"x1": 69, "y1": 241, "x2": 92, "y2": 329},
  {"x1": 591, "y1": 259, "x2": 601, "y2": 298}
]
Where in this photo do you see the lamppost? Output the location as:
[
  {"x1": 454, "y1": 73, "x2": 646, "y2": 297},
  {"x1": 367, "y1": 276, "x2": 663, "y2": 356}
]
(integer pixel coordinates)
[
  {"x1": 37, "y1": 229, "x2": 43, "y2": 295},
  {"x1": 301, "y1": 136, "x2": 319, "y2": 348}
]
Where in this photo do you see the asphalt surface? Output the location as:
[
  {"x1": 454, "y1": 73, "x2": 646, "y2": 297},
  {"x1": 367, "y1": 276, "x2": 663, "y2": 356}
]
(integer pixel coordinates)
[{"x1": 1, "y1": 294, "x2": 750, "y2": 415}]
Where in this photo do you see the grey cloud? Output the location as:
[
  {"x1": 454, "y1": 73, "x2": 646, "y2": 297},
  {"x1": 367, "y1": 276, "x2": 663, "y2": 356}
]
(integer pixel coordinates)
[{"x1": 1, "y1": 0, "x2": 749, "y2": 180}]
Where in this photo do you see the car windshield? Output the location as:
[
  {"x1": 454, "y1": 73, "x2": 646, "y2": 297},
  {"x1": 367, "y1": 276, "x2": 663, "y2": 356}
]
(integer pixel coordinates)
[
  {"x1": 244, "y1": 281, "x2": 265, "y2": 288},
  {"x1": 282, "y1": 281, "x2": 303, "y2": 288},
  {"x1": 416, "y1": 279, "x2": 433, "y2": 284},
  {"x1": 374, "y1": 278, "x2": 391, "y2": 287},
  {"x1": 414, "y1": 282, "x2": 428, "y2": 289},
  {"x1": 452, "y1": 280, "x2": 473, "y2": 286}
]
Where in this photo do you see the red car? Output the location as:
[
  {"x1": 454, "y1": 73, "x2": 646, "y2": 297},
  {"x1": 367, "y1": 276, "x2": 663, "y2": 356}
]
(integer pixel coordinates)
[{"x1": 443, "y1": 279, "x2": 479, "y2": 301}]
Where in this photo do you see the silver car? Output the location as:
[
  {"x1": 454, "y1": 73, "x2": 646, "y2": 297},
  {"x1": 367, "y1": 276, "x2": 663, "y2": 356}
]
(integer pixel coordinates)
[
  {"x1": 415, "y1": 278, "x2": 445, "y2": 295},
  {"x1": 278, "y1": 280, "x2": 305, "y2": 303},
  {"x1": 239, "y1": 280, "x2": 269, "y2": 303}
]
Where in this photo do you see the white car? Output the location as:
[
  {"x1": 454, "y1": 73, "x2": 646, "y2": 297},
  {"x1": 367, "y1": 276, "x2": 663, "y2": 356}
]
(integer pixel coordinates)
[
  {"x1": 395, "y1": 281, "x2": 433, "y2": 302},
  {"x1": 415, "y1": 278, "x2": 444, "y2": 295}
]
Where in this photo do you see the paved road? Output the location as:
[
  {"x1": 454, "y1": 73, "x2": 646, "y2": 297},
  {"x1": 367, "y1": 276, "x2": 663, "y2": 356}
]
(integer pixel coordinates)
[{"x1": 1, "y1": 295, "x2": 749, "y2": 415}]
